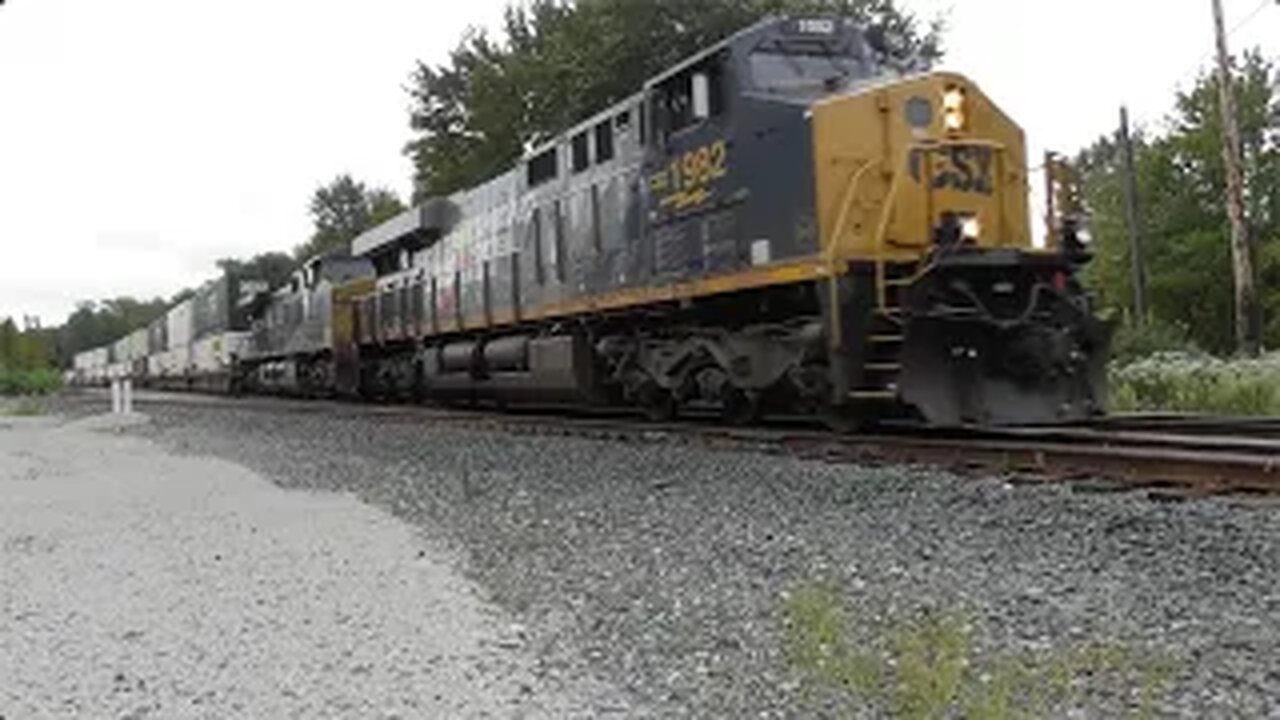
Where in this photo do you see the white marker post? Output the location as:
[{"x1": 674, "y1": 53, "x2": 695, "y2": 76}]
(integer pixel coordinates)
[
  {"x1": 111, "y1": 379, "x2": 122, "y2": 414},
  {"x1": 122, "y1": 378, "x2": 133, "y2": 414}
]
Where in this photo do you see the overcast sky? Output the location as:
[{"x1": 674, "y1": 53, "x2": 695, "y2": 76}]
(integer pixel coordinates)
[{"x1": 2, "y1": 0, "x2": 1278, "y2": 325}]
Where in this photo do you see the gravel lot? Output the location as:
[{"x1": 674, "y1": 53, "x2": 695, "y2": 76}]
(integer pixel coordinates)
[
  {"x1": 0, "y1": 409, "x2": 623, "y2": 718},
  {"x1": 13, "y1": 392, "x2": 1280, "y2": 717}
]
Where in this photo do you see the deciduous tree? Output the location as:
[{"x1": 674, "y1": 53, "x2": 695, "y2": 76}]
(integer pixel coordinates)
[
  {"x1": 216, "y1": 252, "x2": 297, "y2": 293},
  {"x1": 296, "y1": 174, "x2": 405, "y2": 260}
]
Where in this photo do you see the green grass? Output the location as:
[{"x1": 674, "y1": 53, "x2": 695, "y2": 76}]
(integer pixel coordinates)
[
  {"x1": 782, "y1": 583, "x2": 1178, "y2": 719},
  {"x1": 1110, "y1": 351, "x2": 1280, "y2": 415}
]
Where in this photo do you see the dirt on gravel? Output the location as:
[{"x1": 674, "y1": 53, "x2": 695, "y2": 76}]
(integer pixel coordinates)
[
  {"x1": 22, "y1": 392, "x2": 1280, "y2": 718},
  {"x1": 0, "y1": 411, "x2": 627, "y2": 718}
]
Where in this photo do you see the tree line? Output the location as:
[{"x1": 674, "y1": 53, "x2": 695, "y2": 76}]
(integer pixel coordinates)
[
  {"x1": 1075, "y1": 50, "x2": 1280, "y2": 357},
  {"x1": 47, "y1": 174, "x2": 404, "y2": 367},
  {"x1": 0, "y1": 318, "x2": 54, "y2": 374}
]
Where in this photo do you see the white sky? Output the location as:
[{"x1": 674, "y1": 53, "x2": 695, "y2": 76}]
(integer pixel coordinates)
[{"x1": 2, "y1": 0, "x2": 1278, "y2": 325}]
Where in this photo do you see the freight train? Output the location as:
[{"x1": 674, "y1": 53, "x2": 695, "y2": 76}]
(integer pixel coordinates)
[
  {"x1": 70, "y1": 272, "x2": 266, "y2": 393},
  {"x1": 71, "y1": 16, "x2": 1108, "y2": 428}
]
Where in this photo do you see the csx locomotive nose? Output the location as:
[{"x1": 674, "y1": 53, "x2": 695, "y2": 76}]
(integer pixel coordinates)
[{"x1": 810, "y1": 73, "x2": 1107, "y2": 425}]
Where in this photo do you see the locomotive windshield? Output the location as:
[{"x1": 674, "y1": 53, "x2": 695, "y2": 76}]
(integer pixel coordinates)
[
  {"x1": 747, "y1": 27, "x2": 879, "y2": 98},
  {"x1": 749, "y1": 48, "x2": 873, "y2": 96}
]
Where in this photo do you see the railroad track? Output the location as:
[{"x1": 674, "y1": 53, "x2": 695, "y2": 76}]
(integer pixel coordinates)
[
  {"x1": 65, "y1": 389, "x2": 1280, "y2": 498},
  {"x1": 1085, "y1": 412, "x2": 1280, "y2": 438}
]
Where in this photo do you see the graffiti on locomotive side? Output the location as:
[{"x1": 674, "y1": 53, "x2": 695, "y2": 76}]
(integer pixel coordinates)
[
  {"x1": 651, "y1": 139, "x2": 729, "y2": 210},
  {"x1": 908, "y1": 144, "x2": 994, "y2": 195}
]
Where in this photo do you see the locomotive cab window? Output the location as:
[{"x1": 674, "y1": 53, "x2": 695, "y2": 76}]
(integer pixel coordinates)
[{"x1": 651, "y1": 53, "x2": 726, "y2": 142}]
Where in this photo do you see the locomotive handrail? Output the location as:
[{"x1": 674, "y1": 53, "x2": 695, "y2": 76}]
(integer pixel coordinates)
[
  {"x1": 828, "y1": 159, "x2": 882, "y2": 262},
  {"x1": 825, "y1": 158, "x2": 881, "y2": 352},
  {"x1": 872, "y1": 161, "x2": 911, "y2": 311}
]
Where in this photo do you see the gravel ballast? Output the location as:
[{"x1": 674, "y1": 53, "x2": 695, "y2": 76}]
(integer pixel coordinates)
[
  {"x1": 0, "y1": 411, "x2": 622, "y2": 718},
  {"x1": 15, "y1": 393, "x2": 1280, "y2": 717}
]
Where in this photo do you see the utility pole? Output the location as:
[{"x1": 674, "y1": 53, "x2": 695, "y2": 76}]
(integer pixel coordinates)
[
  {"x1": 1211, "y1": 0, "x2": 1260, "y2": 355},
  {"x1": 1118, "y1": 106, "x2": 1148, "y2": 326},
  {"x1": 1044, "y1": 151, "x2": 1059, "y2": 250}
]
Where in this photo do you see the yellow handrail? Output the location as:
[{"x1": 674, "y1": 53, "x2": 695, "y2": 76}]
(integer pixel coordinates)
[
  {"x1": 871, "y1": 162, "x2": 910, "y2": 310},
  {"x1": 824, "y1": 159, "x2": 880, "y2": 352},
  {"x1": 828, "y1": 159, "x2": 881, "y2": 263}
]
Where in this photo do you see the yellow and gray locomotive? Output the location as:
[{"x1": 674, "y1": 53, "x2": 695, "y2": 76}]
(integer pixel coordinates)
[{"x1": 240, "y1": 16, "x2": 1107, "y2": 427}]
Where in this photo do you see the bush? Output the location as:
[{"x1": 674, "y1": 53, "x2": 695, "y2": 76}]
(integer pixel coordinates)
[
  {"x1": 783, "y1": 584, "x2": 1177, "y2": 719},
  {"x1": 0, "y1": 367, "x2": 63, "y2": 396},
  {"x1": 1110, "y1": 352, "x2": 1280, "y2": 415},
  {"x1": 1109, "y1": 321, "x2": 1197, "y2": 365}
]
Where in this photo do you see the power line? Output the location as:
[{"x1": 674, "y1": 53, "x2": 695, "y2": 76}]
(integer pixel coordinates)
[
  {"x1": 1174, "y1": 0, "x2": 1274, "y2": 88},
  {"x1": 1228, "y1": 0, "x2": 1273, "y2": 35}
]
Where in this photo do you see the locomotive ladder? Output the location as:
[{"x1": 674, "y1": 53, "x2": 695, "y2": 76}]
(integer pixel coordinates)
[
  {"x1": 823, "y1": 158, "x2": 909, "y2": 402},
  {"x1": 853, "y1": 260, "x2": 915, "y2": 400}
]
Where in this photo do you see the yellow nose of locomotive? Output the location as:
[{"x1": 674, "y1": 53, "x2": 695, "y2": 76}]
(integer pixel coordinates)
[{"x1": 810, "y1": 72, "x2": 1032, "y2": 263}]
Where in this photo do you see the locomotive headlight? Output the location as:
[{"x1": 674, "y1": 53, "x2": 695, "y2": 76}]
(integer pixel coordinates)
[
  {"x1": 961, "y1": 215, "x2": 981, "y2": 241},
  {"x1": 942, "y1": 86, "x2": 967, "y2": 132}
]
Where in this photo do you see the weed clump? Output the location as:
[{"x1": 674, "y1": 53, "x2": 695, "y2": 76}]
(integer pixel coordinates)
[
  {"x1": 782, "y1": 583, "x2": 1178, "y2": 719},
  {"x1": 0, "y1": 397, "x2": 43, "y2": 416}
]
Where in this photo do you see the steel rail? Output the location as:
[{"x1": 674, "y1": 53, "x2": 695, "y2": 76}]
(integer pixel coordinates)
[{"x1": 67, "y1": 389, "x2": 1280, "y2": 498}]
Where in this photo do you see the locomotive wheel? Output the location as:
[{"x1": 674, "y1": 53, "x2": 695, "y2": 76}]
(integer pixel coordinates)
[
  {"x1": 638, "y1": 383, "x2": 676, "y2": 422},
  {"x1": 721, "y1": 388, "x2": 761, "y2": 426},
  {"x1": 819, "y1": 402, "x2": 866, "y2": 434}
]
